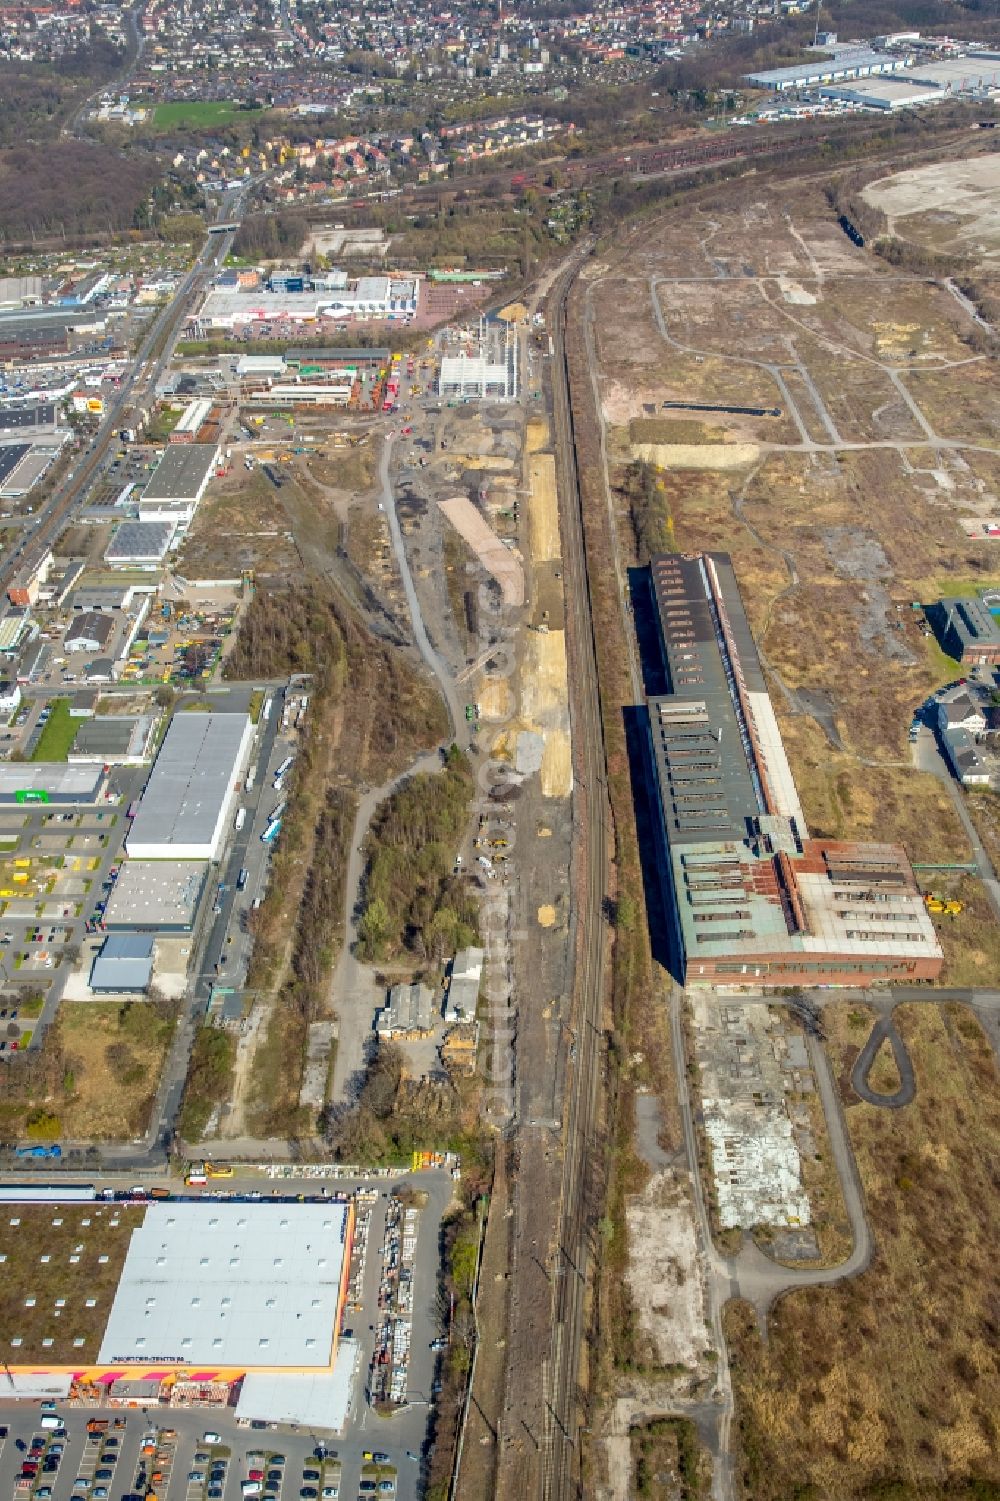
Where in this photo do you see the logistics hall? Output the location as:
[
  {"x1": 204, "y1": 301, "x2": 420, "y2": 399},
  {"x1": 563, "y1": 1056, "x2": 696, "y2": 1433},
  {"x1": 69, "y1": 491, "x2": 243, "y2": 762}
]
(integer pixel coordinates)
[
  {"x1": 644, "y1": 552, "x2": 944, "y2": 987},
  {"x1": 0, "y1": 1195, "x2": 356, "y2": 1421},
  {"x1": 126, "y1": 711, "x2": 252, "y2": 861}
]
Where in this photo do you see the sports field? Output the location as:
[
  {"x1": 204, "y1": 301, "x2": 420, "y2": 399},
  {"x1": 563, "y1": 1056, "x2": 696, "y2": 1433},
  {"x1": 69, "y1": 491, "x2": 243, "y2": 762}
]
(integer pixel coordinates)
[{"x1": 147, "y1": 100, "x2": 266, "y2": 130}]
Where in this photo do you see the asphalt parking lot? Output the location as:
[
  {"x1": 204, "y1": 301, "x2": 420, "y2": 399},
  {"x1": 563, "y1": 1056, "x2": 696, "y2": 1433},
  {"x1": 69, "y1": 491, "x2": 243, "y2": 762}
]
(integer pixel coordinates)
[
  {"x1": 0, "y1": 1404, "x2": 406, "y2": 1501},
  {"x1": 0, "y1": 1383, "x2": 414, "y2": 1501},
  {"x1": 0, "y1": 1167, "x2": 455, "y2": 1501}
]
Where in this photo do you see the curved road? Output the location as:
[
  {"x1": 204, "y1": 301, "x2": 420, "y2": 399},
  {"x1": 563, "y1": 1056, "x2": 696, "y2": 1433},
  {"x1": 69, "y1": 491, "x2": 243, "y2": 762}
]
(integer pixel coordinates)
[
  {"x1": 717, "y1": 1028, "x2": 874, "y2": 1314},
  {"x1": 329, "y1": 748, "x2": 447, "y2": 1103},
  {"x1": 850, "y1": 1013, "x2": 916, "y2": 1109}
]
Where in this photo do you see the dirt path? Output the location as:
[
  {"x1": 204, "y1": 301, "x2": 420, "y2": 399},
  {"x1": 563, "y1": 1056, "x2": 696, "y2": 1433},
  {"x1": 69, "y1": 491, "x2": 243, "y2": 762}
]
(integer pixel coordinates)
[
  {"x1": 380, "y1": 435, "x2": 467, "y2": 744},
  {"x1": 329, "y1": 749, "x2": 446, "y2": 1103},
  {"x1": 220, "y1": 1000, "x2": 267, "y2": 1138}
]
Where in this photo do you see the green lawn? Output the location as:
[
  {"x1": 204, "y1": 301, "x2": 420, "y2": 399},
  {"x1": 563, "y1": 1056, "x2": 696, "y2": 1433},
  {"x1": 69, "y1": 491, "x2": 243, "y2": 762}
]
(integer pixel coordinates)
[
  {"x1": 932, "y1": 577, "x2": 1000, "y2": 599},
  {"x1": 30, "y1": 699, "x2": 78, "y2": 762},
  {"x1": 923, "y1": 634, "x2": 962, "y2": 686},
  {"x1": 148, "y1": 100, "x2": 266, "y2": 130}
]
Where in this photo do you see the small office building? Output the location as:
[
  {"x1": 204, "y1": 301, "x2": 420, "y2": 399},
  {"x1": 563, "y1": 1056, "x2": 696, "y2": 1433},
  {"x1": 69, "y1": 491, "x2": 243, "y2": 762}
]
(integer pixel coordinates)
[{"x1": 89, "y1": 933, "x2": 155, "y2": 993}]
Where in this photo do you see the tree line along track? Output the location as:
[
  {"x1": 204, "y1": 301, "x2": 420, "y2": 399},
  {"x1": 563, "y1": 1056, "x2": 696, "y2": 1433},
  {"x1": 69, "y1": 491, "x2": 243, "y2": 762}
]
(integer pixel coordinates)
[
  {"x1": 539, "y1": 246, "x2": 611, "y2": 1501},
  {"x1": 376, "y1": 112, "x2": 938, "y2": 212}
]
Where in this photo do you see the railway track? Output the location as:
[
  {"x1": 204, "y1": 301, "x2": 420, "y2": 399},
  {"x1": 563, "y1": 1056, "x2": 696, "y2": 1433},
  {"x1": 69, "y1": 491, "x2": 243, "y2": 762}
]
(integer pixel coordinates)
[
  {"x1": 381, "y1": 112, "x2": 912, "y2": 211},
  {"x1": 540, "y1": 246, "x2": 611, "y2": 1501}
]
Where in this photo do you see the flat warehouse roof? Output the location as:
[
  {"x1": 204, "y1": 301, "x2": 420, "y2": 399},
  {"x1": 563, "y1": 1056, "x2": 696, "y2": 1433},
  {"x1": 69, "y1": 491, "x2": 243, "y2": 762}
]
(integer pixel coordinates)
[
  {"x1": 127, "y1": 712, "x2": 250, "y2": 856},
  {"x1": 0, "y1": 444, "x2": 30, "y2": 487},
  {"x1": 286, "y1": 347, "x2": 388, "y2": 363},
  {"x1": 0, "y1": 763, "x2": 103, "y2": 800},
  {"x1": 98, "y1": 1202, "x2": 351, "y2": 1368},
  {"x1": 235, "y1": 1343, "x2": 358, "y2": 1430},
  {"x1": 105, "y1": 520, "x2": 175, "y2": 562},
  {"x1": 72, "y1": 714, "x2": 156, "y2": 761},
  {"x1": 141, "y1": 444, "x2": 217, "y2": 502},
  {"x1": 104, "y1": 860, "x2": 207, "y2": 928},
  {"x1": 0, "y1": 404, "x2": 55, "y2": 429}
]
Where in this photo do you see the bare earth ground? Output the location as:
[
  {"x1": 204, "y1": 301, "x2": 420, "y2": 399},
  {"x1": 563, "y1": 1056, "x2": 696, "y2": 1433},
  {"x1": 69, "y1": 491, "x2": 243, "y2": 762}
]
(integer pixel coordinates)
[
  {"x1": 586, "y1": 173, "x2": 1000, "y2": 982},
  {"x1": 863, "y1": 153, "x2": 1000, "y2": 260},
  {"x1": 726, "y1": 1002, "x2": 1000, "y2": 1501},
  {"x1": 581, "y1": 159, "x2": 1000, "y2": 1501},
  {"x1": 625, "y1": 1168, "x2": 710, "y2": 1369},
  {"x1": 176, "y1": 466, "x2": 299, "y2": 582}
]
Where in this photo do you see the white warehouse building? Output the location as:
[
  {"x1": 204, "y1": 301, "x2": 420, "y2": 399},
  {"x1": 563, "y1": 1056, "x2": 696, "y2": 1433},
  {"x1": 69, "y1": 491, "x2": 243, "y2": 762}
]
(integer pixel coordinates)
[
  {"x1": 196, "y1": 276, "x2": 418, "y2": 331},
  {"x1": 126, "y1": 711, "x2": 253, "y2": 861},
  {"x1": 138, "y1": 444, "x2": 219, "y2": 532}
]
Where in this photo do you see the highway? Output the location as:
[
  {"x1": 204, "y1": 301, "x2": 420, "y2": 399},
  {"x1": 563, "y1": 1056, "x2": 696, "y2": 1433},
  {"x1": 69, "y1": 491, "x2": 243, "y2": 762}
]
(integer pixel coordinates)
[{"x1": 539, "y1": 247, "x2": 610, "y2": 1501}]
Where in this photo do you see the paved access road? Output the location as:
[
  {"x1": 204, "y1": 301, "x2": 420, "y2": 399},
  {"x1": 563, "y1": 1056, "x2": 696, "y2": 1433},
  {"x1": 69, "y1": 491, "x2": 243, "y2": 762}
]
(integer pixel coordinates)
[{"x1": 850, "y1": 1012, "x2": 916, "y2": 1109}]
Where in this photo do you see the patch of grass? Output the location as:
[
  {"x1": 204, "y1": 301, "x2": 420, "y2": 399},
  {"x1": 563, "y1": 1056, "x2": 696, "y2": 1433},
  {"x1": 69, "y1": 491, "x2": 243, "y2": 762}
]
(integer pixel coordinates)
[
  {"x1": 925, "y1": 873, "x2": 1000, "y2": 987},
  {"x1": 868, "y1": 1036, "x2": 902, "y2": 1095},
  {"x1": 932, "y1": 578, "x2": 1000, "y2": 600},
  {"x1": 780, "y1": 716, "x2": 971, "y2": 866},
  {"x1": 924, "y1": 634, "x2": 962, "y2": 685},
  {"x1": 57, "y1": 1000, "x2": 178, "y2": 1140},
  {"x1": 628, "y1": 416, "x2": 725, "y2": 445},
  {"x1": 965, "y1": 787, "x2": 1000, "y2": 875},
  {"x1": 149, "y1": 99, "x2": 265, "y2": 130},
  {"x1": 727, "y1": 1002, "x2": 1000, "y2": 1501},
  {"x1": 31, "y1": 699, "x2": 78, "y2": 762}
]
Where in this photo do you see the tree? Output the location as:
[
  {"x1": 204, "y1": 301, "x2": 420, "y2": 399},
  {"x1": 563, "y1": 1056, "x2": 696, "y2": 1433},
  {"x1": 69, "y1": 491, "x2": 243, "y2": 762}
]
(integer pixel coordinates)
[
  {"x1": 359, "y1": 1041, "x2": 403, "y2": 1117},
  {"x1": 450, "y1": 1227, "x2": 479, "y2": 1298},
  {"x1": 358, "y1": 895, "x2": 390, "y2": 959},
  {"x1": 615, "y1": 894, "x2": 637, "y2": 932}
]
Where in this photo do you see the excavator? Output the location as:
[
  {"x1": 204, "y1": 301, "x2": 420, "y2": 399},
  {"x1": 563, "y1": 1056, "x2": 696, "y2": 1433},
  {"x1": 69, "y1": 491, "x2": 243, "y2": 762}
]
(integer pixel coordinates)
[{"x1": 924, "y1": 893, "x2": 964, "y2": 916}]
